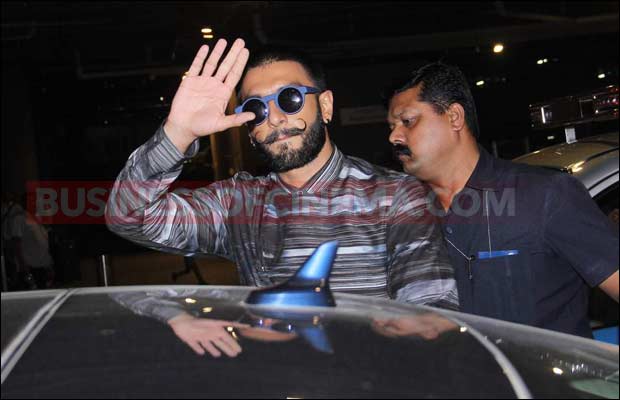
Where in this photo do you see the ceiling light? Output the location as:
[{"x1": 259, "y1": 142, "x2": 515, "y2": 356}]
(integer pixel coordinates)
[
  {"x1": 537, "y1": 59, "x2": 544, "y2": 65},
  {"x1": 203, "y1": 34, "x2": 214, "y2": 39},
  {"x1": 201, "y1": 28, "x2": 213, "y2": 34},
  {"x1": 493, "y1": 43, "x2": 504, "y2": 53},
  {"x1": 598, "y1": 73, "x2": 606, "y2": 79},
  {"x1": 476, "y1": 80, "x2": 485, "y2": 86}
]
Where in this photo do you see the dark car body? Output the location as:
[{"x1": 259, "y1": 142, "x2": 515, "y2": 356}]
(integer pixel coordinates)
[{"x1": 2, "y1": 285, "x2": 618, "y2": 398}]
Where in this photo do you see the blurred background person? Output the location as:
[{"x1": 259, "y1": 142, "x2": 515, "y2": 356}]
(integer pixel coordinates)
[{"x1": 2, "y1": 192, "x2": 55, "y2": 290}]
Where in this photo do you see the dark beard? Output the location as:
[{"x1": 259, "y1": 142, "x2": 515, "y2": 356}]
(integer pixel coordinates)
[{"x1": 255, "y1": 109, "x2": 327, "y2": 173}]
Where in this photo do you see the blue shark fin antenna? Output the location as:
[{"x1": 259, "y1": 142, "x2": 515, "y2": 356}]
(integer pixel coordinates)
[
  {"x1": 291, "y1": 240, "x2": 338, "y2": 284},
  {"x1": 245, "y1": 240, "x2": 339, "y2": 307}
]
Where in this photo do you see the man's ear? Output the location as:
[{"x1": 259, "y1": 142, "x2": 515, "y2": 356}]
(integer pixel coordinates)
[
  {"x1": 318, "y1": 90, "x2": 334, "y2": 123},
  {"x1": 447, "y1": 103, "x2": 466, "y2": 132}
]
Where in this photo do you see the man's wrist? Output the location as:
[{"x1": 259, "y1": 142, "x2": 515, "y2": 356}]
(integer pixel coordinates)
[
  {"x1": 167, "y1": 312, "x2": 194, "y2": 326},
  {"x1": 163, "y1": 120, "x2": 197, "y2": 154}
]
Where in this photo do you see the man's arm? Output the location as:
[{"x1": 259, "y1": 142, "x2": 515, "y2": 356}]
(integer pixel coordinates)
[
  {"x1": 109, "y1": 290, "x2": 191, "y2": 323},
  {"x1": 599, "y1": 270, "x2": 619, "y2": 302},
  {"x1": 105, "y1": 38, "x2": 254, "y2": 256},
  {"x1": 386, "y1": 177, "x2": 459, "y2": 310},
  {"x1": 105, "y1": 128, "x2": 231, "y2": 256},
  {"x1": 544, "y1": 174, "x2": 619, "y2": 302}
]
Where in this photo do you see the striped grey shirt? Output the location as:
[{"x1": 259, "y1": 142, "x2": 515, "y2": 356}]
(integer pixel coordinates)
[{"x1": 106, "y1": 125, "x2": 458, "y2": 309}]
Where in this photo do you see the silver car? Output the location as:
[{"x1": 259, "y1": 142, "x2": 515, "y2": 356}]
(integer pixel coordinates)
[{"x1": 514, "y1": 132, "x2": 619, "y2": 202}]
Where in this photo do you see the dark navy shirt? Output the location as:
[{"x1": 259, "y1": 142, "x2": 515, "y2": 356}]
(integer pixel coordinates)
[{"x1": 439, "y1": 147, "x2": 618, "y2": 337}]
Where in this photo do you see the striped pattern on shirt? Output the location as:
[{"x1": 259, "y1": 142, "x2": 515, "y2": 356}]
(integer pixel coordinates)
[{"x1": 106, "y1": 125, "x2": 458, "y2": 310}]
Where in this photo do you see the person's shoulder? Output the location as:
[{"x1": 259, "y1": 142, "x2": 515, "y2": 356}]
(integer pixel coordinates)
[
  {"x1": 231, "y1": 170, "x2": 262, "y2": 182},
  {"x1": 495, "y1": 157, "x2": 590, "y2": 205},
  {"x1": 341, "y1": 155, "x2": 429, "y2": 198},
  {"x1": 495, "y1": 155, "x2": 552, "y2": 175},
  {"x1": 230, "y1": 170, "x2": 273, "y2": 189},
  {"x1": 195, "y1": 171, "x2": 268, "y2": 194},
  {"x1": 496, "y1": 156, "x2": 566, "y2": 186},
  {"x1": 546, "y1": 168, "x2": 589, "y2": 193},
  {"x1": 342, "y1": 154, "x2": 411, "y2": 182}
]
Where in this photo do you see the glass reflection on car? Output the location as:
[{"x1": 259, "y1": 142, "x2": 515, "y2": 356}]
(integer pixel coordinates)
[{"x1": 109, "y1": 290, "x2": 461, "y2": 360}]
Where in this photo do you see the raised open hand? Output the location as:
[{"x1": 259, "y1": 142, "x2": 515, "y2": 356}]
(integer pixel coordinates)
[{"x1": 164, "y1": 38, "x2": 255, "y2": 152}]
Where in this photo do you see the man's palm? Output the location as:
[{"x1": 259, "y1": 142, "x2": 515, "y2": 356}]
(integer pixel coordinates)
[
  {"x1": 165, "y1": 38, "x2": 255, "y2": 146},
  {"x1": 169, "y1": 75, "x2": 236, "y2": 136}
]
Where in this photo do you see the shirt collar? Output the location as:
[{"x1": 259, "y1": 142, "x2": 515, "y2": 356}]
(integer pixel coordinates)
[
  {"x1": 464, "y1": 145, "x2": 504, "y2": 192},
  {"x1": 270, "y1": 144, "x2": 343, "y2": 194}
]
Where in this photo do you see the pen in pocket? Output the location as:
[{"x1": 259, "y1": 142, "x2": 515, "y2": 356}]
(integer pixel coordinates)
[{"x1": 477, "y1": 250, "x2": 519, "y2": 260}]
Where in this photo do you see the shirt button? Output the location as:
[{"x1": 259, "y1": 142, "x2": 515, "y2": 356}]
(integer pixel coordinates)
[{"x1": 445, "y1": 227, "x2": 453, "y2": 235}]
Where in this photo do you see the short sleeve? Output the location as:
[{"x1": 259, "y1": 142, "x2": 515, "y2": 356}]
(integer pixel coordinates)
[{"x1": 543, "y1": 173, "x2": 619, "y2": 287}]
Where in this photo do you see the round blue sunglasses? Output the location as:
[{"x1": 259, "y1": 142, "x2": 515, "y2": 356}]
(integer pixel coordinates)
[{"x1": 235, "y1": 85, "x2": 321, "y2": 128}]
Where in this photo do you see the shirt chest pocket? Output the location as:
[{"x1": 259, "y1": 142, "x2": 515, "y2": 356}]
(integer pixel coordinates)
[{"x1": 471, "y1": 244, "x2": 537, "y2": 325}]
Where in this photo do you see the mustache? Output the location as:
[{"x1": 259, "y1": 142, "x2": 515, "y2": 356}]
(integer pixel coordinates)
[
  {"x1": 261, "y1": 126, "x2": 305, "y2": 145},
  {"x1": 392, "y1": 144, "x2": 412, "y2": 157}
]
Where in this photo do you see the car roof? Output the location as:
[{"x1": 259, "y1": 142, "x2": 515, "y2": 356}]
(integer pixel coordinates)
[
  {"x1": 2, "y1": 286, "x2": 618, "y2": 398},
  {"x1": 513, "y1": 132, "x2": 618, "y2": 170},
  {"x1": 513, "y1": 132, "x2": 619, "y2": 192}
]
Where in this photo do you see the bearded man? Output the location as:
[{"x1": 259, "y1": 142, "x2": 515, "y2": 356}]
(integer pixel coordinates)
[{"x1": 106, "y1": 39, "x2": 458, "y2": 310}]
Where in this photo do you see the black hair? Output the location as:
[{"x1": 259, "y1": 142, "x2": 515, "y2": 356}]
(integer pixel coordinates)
[
  {"x1": 393, "y1": 62, "x2": 480, "y2": 138},
  {"x1": 237, "y1": 46, "x2": 327, "y2": 100}
]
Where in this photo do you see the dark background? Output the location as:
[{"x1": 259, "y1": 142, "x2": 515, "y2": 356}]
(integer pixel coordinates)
[{"x1": 2, "y1": 1, "x2": 618, "y2": 283}]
